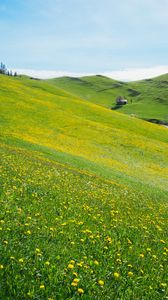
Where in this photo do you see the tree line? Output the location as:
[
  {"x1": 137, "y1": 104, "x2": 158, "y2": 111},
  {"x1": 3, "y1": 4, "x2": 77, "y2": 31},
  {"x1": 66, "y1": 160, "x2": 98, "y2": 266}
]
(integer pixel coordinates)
[{"x1": 0, "y1": 62, "x2": 17, "y2": 76}]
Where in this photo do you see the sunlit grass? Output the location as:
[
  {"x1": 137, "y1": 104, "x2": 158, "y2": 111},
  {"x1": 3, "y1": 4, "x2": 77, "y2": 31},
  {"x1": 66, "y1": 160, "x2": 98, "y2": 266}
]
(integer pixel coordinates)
[{"x1": 0, "y1": 74, "x2": 168, "y2": 299}]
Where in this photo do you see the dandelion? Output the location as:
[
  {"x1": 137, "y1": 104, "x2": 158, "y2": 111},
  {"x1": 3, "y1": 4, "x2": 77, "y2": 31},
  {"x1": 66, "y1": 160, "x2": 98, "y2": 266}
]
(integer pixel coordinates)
[
  {"x1": 127, "y1": 238, "x2": 132, "y2": 245},
  {"x1": 139, "y1": 253, "x2": 144, "y2": 258},
  {"x1": 0, "y1": 264, "x2": 4, "y2": 269},
  {"x1": 35, "y1": 248, "x2": 41, "y2": 253},
  {"x1": 70, "y1": 260, "x2": 75, "y2": 264},
  {"x1": 146, "y1": 248, "x2": 151, "y2": 252},
  {"x1": 18, "y1": 258, "x2": 24, "y2": 263},
  {"x1": 71, "y1": 278, "x2": 79, "y2": 287},
  {"x1": 68, "y1": 264, "x2": 74, "y2": 269},
  {"x1": 73, "y1": 278, "x2": 80, "y2": 283},
  {"x1": 77, "y1": 262, "x2": 83, "y2": 267},
  {"x1": 106, "y1": 236, "x2": 112, "y2": 244},
  {"x1": 40, "y1": 284, "x2": 45, "y2": 289},
  {"x1": 78, "y1": 288, "x2": 84, "y2": 294},
  {"x1": 98, "y1": 280, "x2": 104, "y2": 286},
  {"x1": 160, "y1": 283, "x2": 167, "y2": 288},
  {"x1": 114, "y1": 272, "x2": 120, "y2": 279},
  {"x1": 26, "y1": 230, "x2": 31, "y2": 235},
  {"x1": 128, "y1": 271, "x2": 133, "y2": 277}
]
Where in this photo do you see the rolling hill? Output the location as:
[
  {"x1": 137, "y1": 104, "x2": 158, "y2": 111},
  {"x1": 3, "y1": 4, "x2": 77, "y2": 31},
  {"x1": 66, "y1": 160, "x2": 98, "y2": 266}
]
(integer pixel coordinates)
[
  {"x1": 0, "y1": 74, "x2": 168, "y2": 299},
  {"x1": 47, "y1": 73, "x2": 168, "y2": 124}
]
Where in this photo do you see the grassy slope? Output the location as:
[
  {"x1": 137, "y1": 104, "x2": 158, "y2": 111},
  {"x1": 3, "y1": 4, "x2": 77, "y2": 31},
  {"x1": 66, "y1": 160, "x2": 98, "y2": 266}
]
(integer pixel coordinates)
[
  {"x1": 1, "y1": 74, "x2": 168, "y2": 192},
  {"x1": 0, "y1": 74, "x2": 168, "y2": 299},
  {"x1": 47, "y1": 74, "x2": 168, "y2": 123}
]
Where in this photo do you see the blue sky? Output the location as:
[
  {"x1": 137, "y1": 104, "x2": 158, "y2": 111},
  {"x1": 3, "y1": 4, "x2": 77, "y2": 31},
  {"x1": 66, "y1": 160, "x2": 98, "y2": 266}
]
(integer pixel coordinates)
[{"x1": 0, "y1": 0, "x2": 168, "y2": 80}]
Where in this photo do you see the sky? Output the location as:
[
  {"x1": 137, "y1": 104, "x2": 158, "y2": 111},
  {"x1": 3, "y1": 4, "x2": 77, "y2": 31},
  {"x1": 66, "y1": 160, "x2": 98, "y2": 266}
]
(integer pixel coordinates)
[{"x1": 0, "y1": 0, "x2": 168, "y2": 80}]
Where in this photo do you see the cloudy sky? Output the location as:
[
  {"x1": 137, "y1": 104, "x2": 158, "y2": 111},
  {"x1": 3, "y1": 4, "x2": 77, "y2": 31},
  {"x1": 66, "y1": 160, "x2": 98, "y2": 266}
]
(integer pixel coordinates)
[{"x1": 0, "y1": 0, "x2": 168, "y2": 80}]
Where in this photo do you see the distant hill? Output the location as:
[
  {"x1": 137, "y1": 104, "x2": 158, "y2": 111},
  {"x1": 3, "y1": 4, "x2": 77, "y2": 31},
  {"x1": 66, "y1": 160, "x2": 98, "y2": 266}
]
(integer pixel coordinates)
[{"x1": 47, "y1": 73, "x2": 168, "y2": 124}]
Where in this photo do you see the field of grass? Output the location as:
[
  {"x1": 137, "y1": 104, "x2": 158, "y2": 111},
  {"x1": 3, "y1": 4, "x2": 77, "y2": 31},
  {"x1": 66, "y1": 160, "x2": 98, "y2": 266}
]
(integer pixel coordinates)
[
  {"x1": 0, "y1": 74, "x2": 168, "y2": 299},
  {"x1": 47, "y1": 74, "x2": 168, "y2": 124}
]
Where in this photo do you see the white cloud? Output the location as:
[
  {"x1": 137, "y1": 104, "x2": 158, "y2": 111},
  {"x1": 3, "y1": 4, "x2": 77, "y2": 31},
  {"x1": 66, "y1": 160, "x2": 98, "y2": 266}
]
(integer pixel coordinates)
[
  {"x1": 13, "y1": 65, "x2": 168, "y2": 81},
  {"x1": 103, "y1": 65, "x2": 168, "y2": 81}
]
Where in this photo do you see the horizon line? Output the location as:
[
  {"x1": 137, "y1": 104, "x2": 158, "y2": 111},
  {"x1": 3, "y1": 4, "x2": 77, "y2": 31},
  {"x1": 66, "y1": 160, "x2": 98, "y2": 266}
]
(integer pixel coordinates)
[{"x1": 12, "y1": 65, "x2": 168, "y2": 82}]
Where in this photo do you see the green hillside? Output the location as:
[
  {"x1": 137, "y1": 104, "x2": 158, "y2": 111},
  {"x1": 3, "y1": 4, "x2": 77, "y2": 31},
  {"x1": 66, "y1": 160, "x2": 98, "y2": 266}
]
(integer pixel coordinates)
[
  {"x1": 47, "y1": 74, "x2": 168, "y2": 124},
  {"x1": 0, "y1": 74, "x2": 168, "y2": 299}
]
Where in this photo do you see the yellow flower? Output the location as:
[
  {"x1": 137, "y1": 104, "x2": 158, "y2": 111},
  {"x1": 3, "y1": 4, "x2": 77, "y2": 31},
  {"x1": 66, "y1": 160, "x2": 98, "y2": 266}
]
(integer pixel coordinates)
[
  {"x1": 73, "y1": 278, "x2": 80, "y2": 283},
  {"x1": 26, "y1": 230, "x2": 31, "y2": 235},
  {"x1": 98, "y1": 280, "x2": 104, "y2": 286},
  {"x1": 146, "y1": 248, "x2": 151, "y2": 252},
  {"x1": 40, "y1": 284, "x2": 45, "y2": 289},
  {"x1": 68, "y1": 264, "x2": 74, "y2": 269},
  {"x1": 78, "y1": 288, "x2": 84, "y2": 294},
  {"x1": 94, "y1": 260, "x2": 99, "y2": 265},
  {"x1": 71, "y1": 282, "x2": 78, "y2": 287},
  {"x1": 3, "y1": 240, "x2": 8, "y2": 245},
  {"x1": 18, "y1": 258, "x2": 24, "y2": 263},
  {"x1": 45, "y1": 261, "x2": 50, "y2": 266},
  {"x1": 128, "y1": 271, "x2": 133, "y2": 277},
  {"x1": 106, "y1": 236, "x2": 112, "y2": 244},
  {"x1": 127, "y1": 238, "x2": 132, "y2": 245},
  {"x1": 70, "y1": 260, "x2": 75, "y2": 264},
  {"x1": 77, "y1": 262, "x2": 83, "y2": 267},
  {"x1": 160, "y1": 283, "x2": 167, "y2": 288},
  {"x1": 0, "y1": 265, "x2": 4, "y2": 269},
  {"x1": 114, "y1": 272, "x2": 120, "y2": 279},
  {"x1": 35, "y1": 248, "x2": 41, "y2": 253},
  {"x1": 139, "y1": 253, "x2": 144, "y2": 258}
]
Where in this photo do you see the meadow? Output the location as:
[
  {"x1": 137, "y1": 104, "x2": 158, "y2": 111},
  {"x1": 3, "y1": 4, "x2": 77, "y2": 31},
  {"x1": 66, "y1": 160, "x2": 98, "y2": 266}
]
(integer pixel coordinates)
[
  {"x1": 47, "y1": 73, "x2": 168, "y2": 124},
  {"x1": 0, "y1": 74, "x2": 168, "y2": 299}
]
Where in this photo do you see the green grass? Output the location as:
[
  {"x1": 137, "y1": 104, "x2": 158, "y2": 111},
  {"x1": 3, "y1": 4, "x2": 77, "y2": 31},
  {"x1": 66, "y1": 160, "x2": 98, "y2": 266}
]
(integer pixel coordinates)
[
  {"x1": 0, "y1": 74, "x2": 168, "y2": 299},
  {"x1": 47, "y1": 74, "x2": 168, "y2": 123}
]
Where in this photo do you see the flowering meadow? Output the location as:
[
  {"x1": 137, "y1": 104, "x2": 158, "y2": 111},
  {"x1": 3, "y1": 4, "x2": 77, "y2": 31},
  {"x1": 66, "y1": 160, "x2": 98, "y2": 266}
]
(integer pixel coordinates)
[
  {"x1": 0, "y1": 75, "x2": 168, "y2": 299},
  {"x1": 0, "y1": 143, "x2": 167, "y2": 299}
]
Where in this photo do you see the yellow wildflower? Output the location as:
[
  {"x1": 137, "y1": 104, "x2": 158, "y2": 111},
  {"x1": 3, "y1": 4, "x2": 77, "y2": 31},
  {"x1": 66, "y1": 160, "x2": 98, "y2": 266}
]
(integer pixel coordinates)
[
  {"x1": 78, "y1": 288, "x2": 84, "y2": 294},
  {"x1": 128, "y1": 271, "x2": 133, "y2": 277},
  {"x1": 73, "y1": 278, "x2": 80, "y2": 283},
  {"x1": 160, "y1": 283, "x2": 167, "y2": 288},
  {"x1": 40, "y1": 284, "x2": 45, "y2": 289},
  {"x1": 114, "y1": 272, "x2": 120, "y2": 279},
  {"x1": 98, "y1": 280, "x2": 104, "y2": 286},
  {"x1": 68, "y1": 264, "x2": 74, "y2": 269}
]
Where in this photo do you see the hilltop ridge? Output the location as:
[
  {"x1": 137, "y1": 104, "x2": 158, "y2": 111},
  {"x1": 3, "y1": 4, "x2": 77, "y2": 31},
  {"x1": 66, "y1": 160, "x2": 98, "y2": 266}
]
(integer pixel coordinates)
[{"x1": 47, "y1": 73, "x2": 168, "y2": 124}]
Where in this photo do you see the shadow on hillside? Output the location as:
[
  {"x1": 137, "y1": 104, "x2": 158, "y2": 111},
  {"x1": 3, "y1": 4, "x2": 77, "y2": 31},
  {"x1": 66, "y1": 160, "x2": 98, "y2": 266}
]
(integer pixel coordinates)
[{"x1": 111, "y1": 105, "x2": 123, "y2": 110}]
